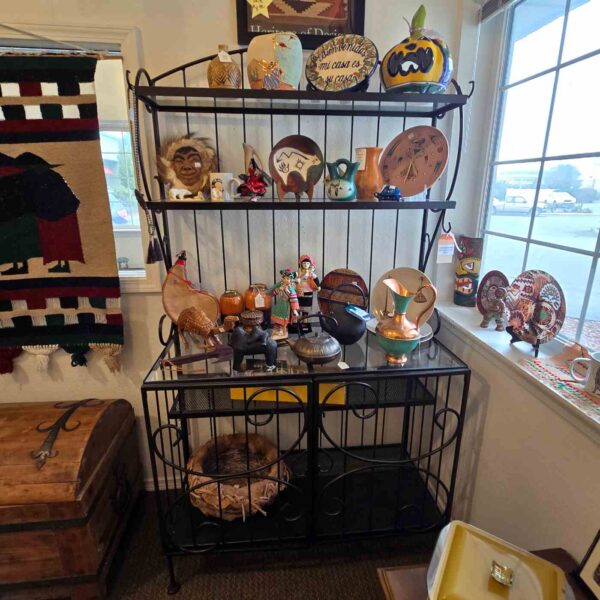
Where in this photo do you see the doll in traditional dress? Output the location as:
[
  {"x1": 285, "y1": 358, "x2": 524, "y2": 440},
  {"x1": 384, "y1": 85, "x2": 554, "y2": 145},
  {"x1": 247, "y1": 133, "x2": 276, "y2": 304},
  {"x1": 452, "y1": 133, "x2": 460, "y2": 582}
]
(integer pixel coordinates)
[
  {"x1": 297, "y1": 254, "x2": 320, "y2": 315},
  {"x1": 268, "y1": 268, "x2": 300, "y2": 340}
]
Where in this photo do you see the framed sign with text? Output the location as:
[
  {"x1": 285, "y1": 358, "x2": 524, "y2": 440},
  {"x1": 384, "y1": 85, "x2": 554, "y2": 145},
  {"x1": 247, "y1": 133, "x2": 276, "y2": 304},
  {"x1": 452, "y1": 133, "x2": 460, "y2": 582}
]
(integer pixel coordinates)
[{"x1": 236, "y1": 0, "x2": 366, "y2": 50}]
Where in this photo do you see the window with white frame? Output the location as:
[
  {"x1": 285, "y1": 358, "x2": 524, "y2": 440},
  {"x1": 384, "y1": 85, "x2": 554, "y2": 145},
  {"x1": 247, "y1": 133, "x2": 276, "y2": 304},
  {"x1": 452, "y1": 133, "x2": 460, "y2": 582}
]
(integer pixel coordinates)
[
  {"x1": 481, "y1": 0, "x2": 600, "y2": 351},
  {"x1": 95, "y1": 58, "x2": 144, "y2": 276}
]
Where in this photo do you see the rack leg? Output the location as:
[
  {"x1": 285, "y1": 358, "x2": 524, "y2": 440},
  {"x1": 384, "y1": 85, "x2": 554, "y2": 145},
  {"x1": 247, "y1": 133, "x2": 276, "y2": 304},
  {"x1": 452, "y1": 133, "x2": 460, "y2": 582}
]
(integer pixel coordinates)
[{"x1": 167, "y1": 556, "x2": 181, "y2": 595}]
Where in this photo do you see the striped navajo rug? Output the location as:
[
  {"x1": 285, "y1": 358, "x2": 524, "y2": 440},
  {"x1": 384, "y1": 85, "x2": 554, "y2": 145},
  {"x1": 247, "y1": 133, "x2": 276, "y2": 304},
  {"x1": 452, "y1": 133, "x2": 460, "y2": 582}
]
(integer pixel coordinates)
[{"x1": 0, "y1": 55, "x2": 123, "y2": 373}]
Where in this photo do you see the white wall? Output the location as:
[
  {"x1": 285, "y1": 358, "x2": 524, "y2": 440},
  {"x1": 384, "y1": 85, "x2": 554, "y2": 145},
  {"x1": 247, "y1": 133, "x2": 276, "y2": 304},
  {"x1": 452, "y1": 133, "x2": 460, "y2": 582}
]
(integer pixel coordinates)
[
  {"x1": 3, "y1": 0, "x2": 597, "y2": 564},
  {"x1": 438, "y1": 321, "x2": 600, "y2": 562}
]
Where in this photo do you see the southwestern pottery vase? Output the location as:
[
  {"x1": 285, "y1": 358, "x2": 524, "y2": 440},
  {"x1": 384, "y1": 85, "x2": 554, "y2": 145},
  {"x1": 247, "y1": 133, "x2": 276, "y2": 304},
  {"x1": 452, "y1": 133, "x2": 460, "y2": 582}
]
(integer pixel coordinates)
[
  {"x1": 376, "y1": 278, "x2": 436, "y2": 365},
  {"x1": 247, "y1": 32, "x2": 302, "y2": 91},
  {"x1": 207, "y1": 45, "x2": 242, "y2": 89},
  {"x1": 381, "y1": 5, "x2": 453, "y2": 94},
  {"x1": 355, "y1": 147, "x2": 383, "y2": 200}
]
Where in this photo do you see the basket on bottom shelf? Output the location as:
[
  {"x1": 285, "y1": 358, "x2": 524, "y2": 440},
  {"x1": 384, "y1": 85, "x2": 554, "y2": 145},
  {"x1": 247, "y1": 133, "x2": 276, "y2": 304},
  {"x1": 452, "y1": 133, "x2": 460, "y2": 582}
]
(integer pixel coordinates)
[{"x1": 187, "y1": 433, "x2": 289, "y2": 521}]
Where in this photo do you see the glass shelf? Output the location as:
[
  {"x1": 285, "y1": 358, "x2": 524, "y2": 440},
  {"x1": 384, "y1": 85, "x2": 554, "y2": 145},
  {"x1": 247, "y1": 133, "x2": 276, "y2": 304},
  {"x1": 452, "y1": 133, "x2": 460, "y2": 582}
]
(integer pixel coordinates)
[{"x1": 143, "y1": 330, "x2": 468, "y2": 390}]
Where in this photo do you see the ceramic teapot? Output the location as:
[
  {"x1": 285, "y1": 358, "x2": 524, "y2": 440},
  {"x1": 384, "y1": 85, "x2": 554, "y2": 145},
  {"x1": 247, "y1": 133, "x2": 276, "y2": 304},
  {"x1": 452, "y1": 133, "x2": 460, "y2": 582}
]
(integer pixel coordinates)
[
  {"x1": 321, "y1": 282, "x2": 367, "y2": 345},
  {"x1": 326, "y1": 159, "x2": 360, "y2": 201},
  {"x1": 288, "y1": 314, "x2": 342, "y2": 366}
]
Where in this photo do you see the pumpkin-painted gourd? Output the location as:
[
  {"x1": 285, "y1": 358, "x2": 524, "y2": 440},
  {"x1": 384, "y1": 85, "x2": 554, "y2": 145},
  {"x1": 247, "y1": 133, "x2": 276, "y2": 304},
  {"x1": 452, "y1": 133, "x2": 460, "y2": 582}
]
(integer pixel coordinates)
[{"x1": 381, "y1": 5, "x2": 452, "y2": 94}]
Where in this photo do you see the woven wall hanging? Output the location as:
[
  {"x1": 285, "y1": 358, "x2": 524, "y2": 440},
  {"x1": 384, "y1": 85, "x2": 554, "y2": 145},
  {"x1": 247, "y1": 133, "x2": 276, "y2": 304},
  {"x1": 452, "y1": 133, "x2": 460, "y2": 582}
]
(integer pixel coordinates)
[{"x1": 0, "y1": 55, "x2": 123, "y2": 373}]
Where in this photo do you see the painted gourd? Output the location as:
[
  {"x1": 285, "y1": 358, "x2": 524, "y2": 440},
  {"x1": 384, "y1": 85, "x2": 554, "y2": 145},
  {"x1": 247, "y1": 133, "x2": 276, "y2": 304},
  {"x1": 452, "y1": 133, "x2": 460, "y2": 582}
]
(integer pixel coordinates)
[{"x1": 381, "y1": 5, "x2": 452, "y2": 94}]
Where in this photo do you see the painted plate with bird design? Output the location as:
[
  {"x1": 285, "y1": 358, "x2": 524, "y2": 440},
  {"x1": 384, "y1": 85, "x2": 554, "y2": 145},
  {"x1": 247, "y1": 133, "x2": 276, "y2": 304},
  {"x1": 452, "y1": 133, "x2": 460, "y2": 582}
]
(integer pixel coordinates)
[
  {"x1": 380, "y1": 126, "x2": 449, "y2": 198},
  {"x1": 505, "y1": 269, "x2": 566, "y2": 345}
]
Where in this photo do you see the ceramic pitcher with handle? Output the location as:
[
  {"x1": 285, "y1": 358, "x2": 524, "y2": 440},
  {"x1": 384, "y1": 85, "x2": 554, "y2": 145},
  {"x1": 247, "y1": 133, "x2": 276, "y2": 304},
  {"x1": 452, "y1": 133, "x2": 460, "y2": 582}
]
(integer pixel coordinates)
[{"x1": 326, "y1": 159, "x2": 360, "y2": 201}]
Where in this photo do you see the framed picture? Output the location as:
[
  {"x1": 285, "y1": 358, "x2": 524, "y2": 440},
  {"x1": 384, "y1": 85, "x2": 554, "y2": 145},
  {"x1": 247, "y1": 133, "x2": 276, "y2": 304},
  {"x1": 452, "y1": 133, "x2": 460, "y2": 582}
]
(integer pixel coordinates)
[
  {"x1": 236, "y1": 0, "x2": 366, "y2": 50},
  {"x1": 577, "y1": 530, "x2": 600, "y2": 599}
]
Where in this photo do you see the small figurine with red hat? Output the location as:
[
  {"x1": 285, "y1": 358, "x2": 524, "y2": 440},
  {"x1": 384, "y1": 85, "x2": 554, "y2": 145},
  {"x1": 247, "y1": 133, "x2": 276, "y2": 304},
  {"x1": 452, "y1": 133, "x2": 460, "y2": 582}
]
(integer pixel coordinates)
[
  {"x1": 267, "y1": 268, "x2": 300, "y2": 340},
  {"x1": 297, "y1": 254, "x2": 320, "y2": 313}
]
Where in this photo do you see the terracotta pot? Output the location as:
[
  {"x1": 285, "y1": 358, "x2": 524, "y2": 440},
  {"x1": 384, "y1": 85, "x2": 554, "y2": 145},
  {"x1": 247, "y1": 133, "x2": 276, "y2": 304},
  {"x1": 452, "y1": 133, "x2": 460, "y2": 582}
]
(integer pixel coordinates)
[
  {"x1": 355, "y1": 147, "x2": 383, "y2": 200},
  {"x1": 244, "y1": 283, "x2": 271, "y2": 311},
  {"x1": 219, "y1": 290, "x2": 244, "y2": 316}
]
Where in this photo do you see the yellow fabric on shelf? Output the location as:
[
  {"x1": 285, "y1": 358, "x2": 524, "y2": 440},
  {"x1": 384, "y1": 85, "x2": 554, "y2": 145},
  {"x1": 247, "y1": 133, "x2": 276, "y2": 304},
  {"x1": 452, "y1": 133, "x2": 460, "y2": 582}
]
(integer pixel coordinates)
[{"x1": 230, "y1": 384, "x2": 346, "y2": 405}]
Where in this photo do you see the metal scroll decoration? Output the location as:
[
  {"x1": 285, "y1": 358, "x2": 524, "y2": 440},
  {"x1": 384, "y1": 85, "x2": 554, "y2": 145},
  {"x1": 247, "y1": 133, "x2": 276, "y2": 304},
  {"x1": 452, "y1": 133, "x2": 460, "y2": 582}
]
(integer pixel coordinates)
[{"x1": 31, "y1": 399, "x2": 104, "y2": 469}]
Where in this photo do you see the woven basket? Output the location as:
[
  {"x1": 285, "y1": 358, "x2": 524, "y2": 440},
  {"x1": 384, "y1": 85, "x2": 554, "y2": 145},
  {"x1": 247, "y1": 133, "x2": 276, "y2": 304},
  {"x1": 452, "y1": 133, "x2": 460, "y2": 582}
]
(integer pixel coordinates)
[{"x1": 187, "y1": 433, "x2": 289, "y2": 521}]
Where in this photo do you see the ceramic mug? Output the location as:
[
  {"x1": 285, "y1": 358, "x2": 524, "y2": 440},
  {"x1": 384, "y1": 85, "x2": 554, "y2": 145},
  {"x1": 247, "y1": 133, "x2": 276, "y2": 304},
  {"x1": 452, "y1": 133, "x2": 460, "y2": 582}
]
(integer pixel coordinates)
[
  {"x1": 570, "y1": 351, "x2": 600, "y2": 395},
  {"x1": 209, "y1": 172, "x2": 241, "y2": 202}
]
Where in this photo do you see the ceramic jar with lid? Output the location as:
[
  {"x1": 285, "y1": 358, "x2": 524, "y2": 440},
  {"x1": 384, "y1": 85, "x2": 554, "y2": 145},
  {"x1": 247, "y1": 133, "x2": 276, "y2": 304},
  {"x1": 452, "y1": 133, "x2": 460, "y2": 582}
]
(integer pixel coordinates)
[{"x1": 219, "y1": 290, "x2": 244, "y2": 316}]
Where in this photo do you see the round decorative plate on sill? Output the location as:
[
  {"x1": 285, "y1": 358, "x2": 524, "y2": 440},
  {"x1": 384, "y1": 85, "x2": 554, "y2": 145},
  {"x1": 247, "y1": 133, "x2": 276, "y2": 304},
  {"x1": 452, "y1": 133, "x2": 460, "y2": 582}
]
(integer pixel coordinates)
[{"x1": 505, "y1": 269, "x2": 566, "y2": 345}]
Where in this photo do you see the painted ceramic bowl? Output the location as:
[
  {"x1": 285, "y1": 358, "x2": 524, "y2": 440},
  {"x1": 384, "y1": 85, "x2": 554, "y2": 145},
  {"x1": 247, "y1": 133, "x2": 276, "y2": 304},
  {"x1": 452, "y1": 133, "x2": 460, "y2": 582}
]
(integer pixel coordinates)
[
  {"x1": 305, "y1": 34, "x2": 379, "y2": 92},
  {"x1": 269, "y1": 135, "x2": 324, "y2": 201},
  {"x1": 247, "y1": 32, "x2": 302, "y2": 90}
]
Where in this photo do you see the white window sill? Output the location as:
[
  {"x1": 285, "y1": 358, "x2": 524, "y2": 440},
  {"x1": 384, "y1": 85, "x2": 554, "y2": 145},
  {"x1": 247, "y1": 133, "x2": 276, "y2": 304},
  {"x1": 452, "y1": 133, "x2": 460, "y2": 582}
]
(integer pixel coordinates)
[
  {"x1": 119, "y1": 264, "x2": 161, "y2": 294},
  {"x1": 436, "y1": 302, "x2": 600, "y2": 442}
]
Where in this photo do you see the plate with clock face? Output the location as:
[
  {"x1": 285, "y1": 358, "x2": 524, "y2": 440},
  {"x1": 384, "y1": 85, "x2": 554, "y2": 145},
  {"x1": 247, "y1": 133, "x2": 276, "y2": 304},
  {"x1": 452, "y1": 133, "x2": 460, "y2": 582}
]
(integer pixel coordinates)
[{"x1": 380, "y1": 126, "x2": 449, "y2": 198}]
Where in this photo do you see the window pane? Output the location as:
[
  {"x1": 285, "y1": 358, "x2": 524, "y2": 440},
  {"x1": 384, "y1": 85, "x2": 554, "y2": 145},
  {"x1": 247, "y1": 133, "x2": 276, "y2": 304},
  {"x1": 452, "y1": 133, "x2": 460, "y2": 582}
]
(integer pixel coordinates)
[
  {"x1": 114, "y1": 231, "x2": 145, "y2": 271},
  {"x1": 485, "y1": 162, "x2": 541, "y2": 237},
  {"x1": 525, "y1": 244, "x2": 592, "y2": 319},
  {"x1": 497, "y1": 74, "x2": 554, "y2": 161},
  {"x1": 562, "y1": 0, "x2": 600, "y2": 63},
  {"x1": 482, "y1": 235, "x2": 527, "y2": 281},
  {"x1": 547, "y1": 54, "x2": 600, "y2": 156},
  {"x1": 580, "y1": 267, "x2": 600, "y2": 351},
  {"x1": 507, "y1": 0, "x2": 565, "y2": 84},
  {"x1": 531, "y1": 158, "x2": 600, "y2": 251}
]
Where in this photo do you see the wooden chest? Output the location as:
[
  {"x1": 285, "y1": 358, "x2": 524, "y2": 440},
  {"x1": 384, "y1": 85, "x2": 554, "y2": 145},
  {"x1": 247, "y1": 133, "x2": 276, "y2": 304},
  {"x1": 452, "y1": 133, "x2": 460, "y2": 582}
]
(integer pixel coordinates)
[{"x1": 0, "y1": 399, "x2": 142, "y2": 600}]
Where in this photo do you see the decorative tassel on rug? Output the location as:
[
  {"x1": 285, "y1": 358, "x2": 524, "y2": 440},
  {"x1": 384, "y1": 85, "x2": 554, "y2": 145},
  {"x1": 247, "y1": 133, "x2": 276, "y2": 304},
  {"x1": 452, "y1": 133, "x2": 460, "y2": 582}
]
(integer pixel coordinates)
[
  {"x1": 60, "y1": 344, "x2": 90, "y2": 367},
  {"x1": 89, "y1": 343, "x2": 122, "y2": 372},
  {"x1": 23, "y1": 345, "x2": 59, "y2": 372},
  {"x1": 0, "y1": 347, "x2": 23, "y2": 374}
]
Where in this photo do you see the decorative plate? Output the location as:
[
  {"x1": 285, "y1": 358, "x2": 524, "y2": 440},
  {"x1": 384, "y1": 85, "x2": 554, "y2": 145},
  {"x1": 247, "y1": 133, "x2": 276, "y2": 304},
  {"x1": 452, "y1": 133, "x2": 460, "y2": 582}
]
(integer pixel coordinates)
[
  {"x1": 371, "y1": 267, "x2": 436, "y2": 325},
  {"x1": 269, "y1": 135, "x2": 324, "y2": 201},
  {"x1": 305, "y1": 34, "x2": 379, "y2": 92},
  {"x1": 380, "y1": 126, "x2": 449, "y2": 198},
  {"x1": 318, "y1": 268, "x2": 369, "y2": 314},
  {"x1": 505, "y1": 269, "x2": 566, "y2": 345},
  {"x1": 476, "y1": 270, "x2": 510, "y2": 317}
]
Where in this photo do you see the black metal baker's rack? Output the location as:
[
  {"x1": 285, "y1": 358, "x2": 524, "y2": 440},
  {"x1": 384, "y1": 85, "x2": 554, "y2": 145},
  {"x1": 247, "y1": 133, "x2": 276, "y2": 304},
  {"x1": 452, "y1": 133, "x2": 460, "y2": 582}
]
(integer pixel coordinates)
[{"x1": 133, "y1": 48, "x2": 473, "y2": 594}]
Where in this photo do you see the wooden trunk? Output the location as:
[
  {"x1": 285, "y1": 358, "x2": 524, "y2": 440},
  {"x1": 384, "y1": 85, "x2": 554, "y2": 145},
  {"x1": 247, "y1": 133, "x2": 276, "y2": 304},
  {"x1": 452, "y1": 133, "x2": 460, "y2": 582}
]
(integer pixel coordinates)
[{"x1": 0, "y1": 399, "x2": 142, "y2": 600}]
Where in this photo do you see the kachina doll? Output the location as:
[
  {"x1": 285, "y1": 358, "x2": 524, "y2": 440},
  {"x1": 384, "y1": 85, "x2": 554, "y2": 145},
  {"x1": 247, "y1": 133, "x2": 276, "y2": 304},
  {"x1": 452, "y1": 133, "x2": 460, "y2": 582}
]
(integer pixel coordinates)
[
  {"x1": 268, "y1": 268, "x2": 300, "y2": 340},
  {"x1": 297, "y1": 254, "x2": 320, "y2": 313}
]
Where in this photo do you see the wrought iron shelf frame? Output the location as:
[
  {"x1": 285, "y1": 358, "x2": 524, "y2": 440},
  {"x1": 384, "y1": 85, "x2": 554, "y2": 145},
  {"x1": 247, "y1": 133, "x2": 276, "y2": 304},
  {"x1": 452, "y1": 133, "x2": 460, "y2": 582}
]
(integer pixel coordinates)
[
  {"x1": 133, "y1": 48, "x2": 473, "y2": 595},
  {"x1": 129, "y1": 47, "x2": 473, "y2": 274}
]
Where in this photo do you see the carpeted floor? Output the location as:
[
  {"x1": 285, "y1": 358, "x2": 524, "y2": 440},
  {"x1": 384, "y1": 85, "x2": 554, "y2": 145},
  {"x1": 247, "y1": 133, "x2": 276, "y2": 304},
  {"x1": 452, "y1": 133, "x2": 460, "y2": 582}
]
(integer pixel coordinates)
[{"x1": 108, "y1": 494, "x2": 436, "y2": 600}]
